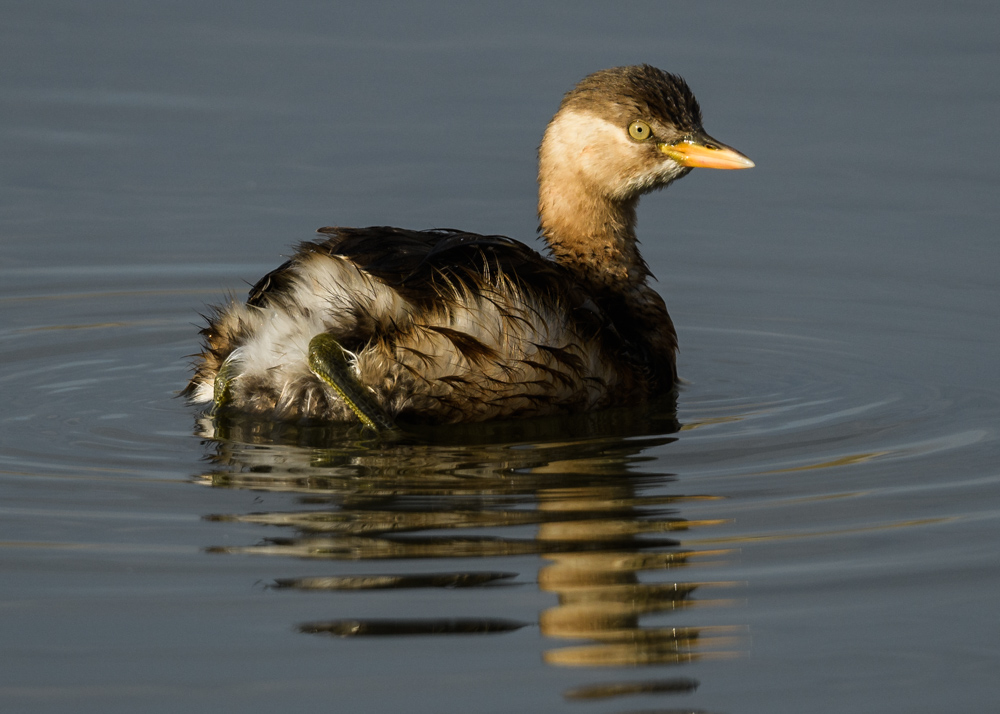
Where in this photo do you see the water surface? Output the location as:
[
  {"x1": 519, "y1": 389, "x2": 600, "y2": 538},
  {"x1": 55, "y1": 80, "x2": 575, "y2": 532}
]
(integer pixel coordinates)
[{"x1": 2, "y1": 2, "x2": 999, "y2": 713}]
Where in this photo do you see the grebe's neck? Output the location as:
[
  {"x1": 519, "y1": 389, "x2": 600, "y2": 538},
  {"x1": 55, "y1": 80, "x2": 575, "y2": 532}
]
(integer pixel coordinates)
[
  {"x1": 538, "y1": 174, "x2": 648, "y2": 290},
  {"x1": 536, "y1": 109, "x2": 651, "y2": 290}
]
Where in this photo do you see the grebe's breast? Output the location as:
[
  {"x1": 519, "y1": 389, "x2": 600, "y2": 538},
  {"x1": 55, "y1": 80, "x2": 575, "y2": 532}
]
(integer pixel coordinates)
[{"x1": 186, "y1": 227, "x2": 677, "y2": 424}]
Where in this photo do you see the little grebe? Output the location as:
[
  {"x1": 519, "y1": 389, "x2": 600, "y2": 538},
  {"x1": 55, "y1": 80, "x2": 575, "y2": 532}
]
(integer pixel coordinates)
[{"x1": 185, "y1": 65, "x2": 753, "y2": 429}]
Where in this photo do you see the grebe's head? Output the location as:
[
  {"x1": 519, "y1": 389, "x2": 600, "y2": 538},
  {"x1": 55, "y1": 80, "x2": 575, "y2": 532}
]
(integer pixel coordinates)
[{"x1": 539, "y1": 65, "x2": 753, "y2": 202}]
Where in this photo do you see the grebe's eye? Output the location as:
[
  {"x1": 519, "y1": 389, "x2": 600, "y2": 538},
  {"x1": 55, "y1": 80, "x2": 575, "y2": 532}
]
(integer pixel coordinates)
[{"x1": 628, "y1": 120, "x2": 652, "y2": 141}]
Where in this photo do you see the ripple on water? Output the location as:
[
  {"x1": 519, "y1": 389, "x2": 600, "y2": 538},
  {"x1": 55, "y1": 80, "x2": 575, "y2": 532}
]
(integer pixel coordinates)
[
  {"x1": 671, "y1": 325, "x2": 995, "y2": 482},
  {"x1": 0, "y1": 267, "x2": 233, "y2": 479}
]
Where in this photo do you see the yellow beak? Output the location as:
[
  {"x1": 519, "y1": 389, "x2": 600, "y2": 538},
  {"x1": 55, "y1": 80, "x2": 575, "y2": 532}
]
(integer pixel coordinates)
[{"x1": 659, "y1": 133, "x2": 755, "y2": 170}]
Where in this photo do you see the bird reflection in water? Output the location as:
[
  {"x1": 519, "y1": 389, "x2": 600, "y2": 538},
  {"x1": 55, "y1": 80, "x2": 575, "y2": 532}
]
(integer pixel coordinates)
[{"x1": 194, "y1": 403, "x2": 743, "y2": 706}]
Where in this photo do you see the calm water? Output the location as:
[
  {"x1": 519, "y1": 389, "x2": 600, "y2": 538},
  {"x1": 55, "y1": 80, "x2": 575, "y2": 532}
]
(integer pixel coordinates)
[{"x1": 3, "y1": 2, "x2": 999, "y2": 713}]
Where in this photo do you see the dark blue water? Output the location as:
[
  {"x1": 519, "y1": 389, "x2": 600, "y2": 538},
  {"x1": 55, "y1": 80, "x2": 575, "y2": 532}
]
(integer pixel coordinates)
[{"x1": 2, "y1": 2, "x2": 999, "y2": 712}]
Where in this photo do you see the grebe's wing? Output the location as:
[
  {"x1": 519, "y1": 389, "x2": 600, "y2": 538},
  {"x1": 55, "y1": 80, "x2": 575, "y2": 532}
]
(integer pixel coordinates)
[
  {"x1": 245, "y1": 227, "x2": 466, "y2": 307},
  {"x1": 305, "y1": 227, "x2": 575, "y2": 308}
]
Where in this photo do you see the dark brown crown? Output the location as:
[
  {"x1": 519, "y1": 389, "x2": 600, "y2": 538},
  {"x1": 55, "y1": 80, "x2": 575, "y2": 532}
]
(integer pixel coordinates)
[{"x1": 558, "y1": 65, "x2": 704, "y2": 135}]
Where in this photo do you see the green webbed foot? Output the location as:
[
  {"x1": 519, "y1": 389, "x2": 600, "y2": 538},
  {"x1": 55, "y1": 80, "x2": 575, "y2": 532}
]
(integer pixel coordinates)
[
  {"x1": 211, "y1": 354, "x2": 241, "y2": 414},
  {"x1": 308, "y1": 333, "x2": 398, "y2": 433}
]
